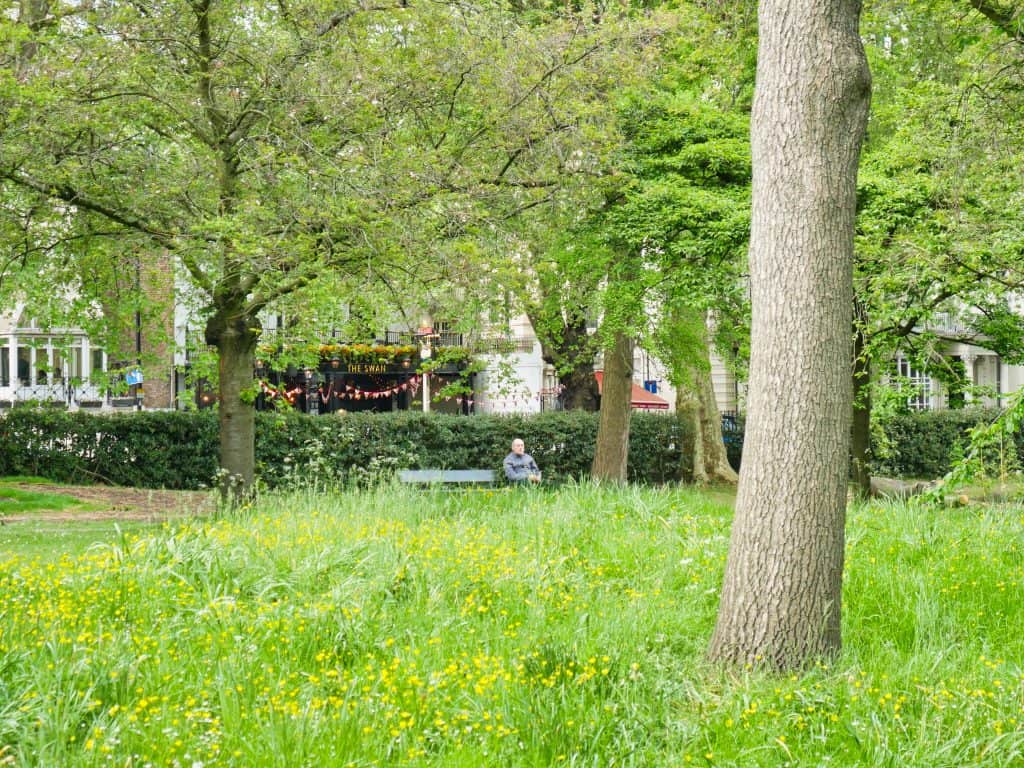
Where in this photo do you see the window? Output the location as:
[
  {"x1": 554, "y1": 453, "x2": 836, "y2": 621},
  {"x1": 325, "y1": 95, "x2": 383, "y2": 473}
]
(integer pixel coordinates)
[
  {"x1": 17, "y1": 347, "x2": 30, "y2": 384},
  {"x1": 90, "y1": 349, "x2": 105, "y2": 381},
  {"x1": 68, "y1": 346, "x2": 82, "y2": 381},
  {"x1": 0, "y1": 347, "x2": 8, "y2": 387},
  {"x1": 36, "y1": 346, "x2": 49, "y2": 384},
  {"x1": 52, "y1": 348, "x2": 64, "y2": 382},
  {"x1": 897, "y1": 358, "x2": 932, "y2": 411}
]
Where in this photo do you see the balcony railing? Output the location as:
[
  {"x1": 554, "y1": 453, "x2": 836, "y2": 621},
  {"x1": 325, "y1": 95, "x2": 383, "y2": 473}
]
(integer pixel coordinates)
[
  {"x1": 925, "y1": 313, "x2": 970, "y2": 337},
  {"x1": 384, "y1": 330, "x2": 464, "y2": 347},
  {"x1": 474, "y1": 336, "x2": 535, "y2": 354}
]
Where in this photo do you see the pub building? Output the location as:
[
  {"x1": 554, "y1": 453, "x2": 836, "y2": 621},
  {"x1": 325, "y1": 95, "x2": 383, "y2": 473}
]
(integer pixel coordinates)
[{"x1": 253, "y1": 340, "x2": 478, "y2": 416}]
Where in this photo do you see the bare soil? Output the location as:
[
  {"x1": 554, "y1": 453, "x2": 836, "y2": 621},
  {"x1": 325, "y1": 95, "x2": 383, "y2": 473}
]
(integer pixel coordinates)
[{"x1": 2, "y1": 483, "x2": 215, "y2": 523}]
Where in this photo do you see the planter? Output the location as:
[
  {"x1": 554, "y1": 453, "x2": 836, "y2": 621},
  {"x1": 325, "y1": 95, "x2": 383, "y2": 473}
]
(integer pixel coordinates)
[
  {"x1": 432, "y1": 363, "x2": 463, "y2": 375},
  {"x1": 111, "y1": 397, "x2": 137, "y2": 408},
  {"x1": 78, "y1": 400, "x2": 103, "y2": 409},
  {"x1": 0, "y1": 400, "x2": 12, "y2": 409}
]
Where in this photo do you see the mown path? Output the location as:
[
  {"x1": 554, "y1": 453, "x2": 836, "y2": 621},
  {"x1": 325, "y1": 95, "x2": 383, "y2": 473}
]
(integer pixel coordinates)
[{"x1": 2, "y1": 483, "x2": 214, "y2": 523}]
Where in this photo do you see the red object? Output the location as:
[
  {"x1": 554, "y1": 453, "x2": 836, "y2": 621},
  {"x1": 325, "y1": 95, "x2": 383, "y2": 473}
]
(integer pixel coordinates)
[{"x1": 594, "y1": 371, "x2": 670, "y2": 411}]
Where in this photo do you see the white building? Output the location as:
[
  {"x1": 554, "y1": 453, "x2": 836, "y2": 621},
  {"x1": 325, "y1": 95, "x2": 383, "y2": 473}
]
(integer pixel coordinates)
[{"x1": 0, "y1": 307, "x2": 112, "y2": 408}]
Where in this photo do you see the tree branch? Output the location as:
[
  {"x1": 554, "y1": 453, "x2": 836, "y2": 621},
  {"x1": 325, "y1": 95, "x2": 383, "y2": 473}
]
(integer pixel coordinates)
[
  {"x1": 1, "y1": 170, "x2": 217, "y2": 296},
  {"x1": 966, "y1": 0, "x2": 1024, "y2": 41}
]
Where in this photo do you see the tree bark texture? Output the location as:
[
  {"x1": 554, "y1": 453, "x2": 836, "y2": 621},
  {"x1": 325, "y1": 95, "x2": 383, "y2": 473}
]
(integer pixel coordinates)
[
  {"x1": 591, "y1": 332, "x2": 634, "y2": 482},
  {"x1": 559, "y1": 363, "x2": 600, "y2": 411},
  {"x1": 531, "y1": 310, "x2": 599, "y2": 411},
  {"x1": 14, "y1": 0, "x2": 49, "y2": 75},
  {"x1": 850, "y1": 329, "x2": 872, "y2": 498},
  {"x1": 678, "y1": 334, "x2": 738, "y2": 486},
  {"x1": 707, "y1": 0, "x2": 871, "y2": 669},
  {"x1": 206, "y1": 304, "x2": 260, "y2": 498}
]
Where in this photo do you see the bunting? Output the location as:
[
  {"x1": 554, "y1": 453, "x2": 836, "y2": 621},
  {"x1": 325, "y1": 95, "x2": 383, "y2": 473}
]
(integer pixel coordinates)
[{"x1": 260, "y1": 375, "x2": 427, "y2": 403}]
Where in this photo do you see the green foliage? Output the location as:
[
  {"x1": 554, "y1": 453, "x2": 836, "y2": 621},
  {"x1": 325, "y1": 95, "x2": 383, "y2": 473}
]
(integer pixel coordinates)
[
  {"x1": 418, "y1": 347, "x2": 486, "y2": 399},
  {"x1": 0, "y1": 409, "x2": 220, "y2": 489},
  {"x1": 1, "y1": 0, "x2": 670, "y2": 486},
  {"x1": 854, "y1": 0, "x2": 1024, "y2": 409},
  {"x1": 0, "y1": 410, "x2": 691, "y2": 489},
  {"x1": 871, "y1": 407, "x2": 1024, "y2": 479},
  {"x1": 917, "y1": 388, "x2": 1024, "y2": 503},
  {"x1": 257, "y1": 411, "x2": 689, "y2": 487}
]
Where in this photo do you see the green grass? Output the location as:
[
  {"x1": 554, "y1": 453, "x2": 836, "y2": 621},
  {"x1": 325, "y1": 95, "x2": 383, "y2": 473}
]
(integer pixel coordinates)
[
  {"x1": 1, "y1": 483, "x2": 1023, "y2": 766},
  {"x1": 0, "y1": 486, "x2": 97, "y2": 516},
  {"x1": 0, "y1": 475, "x2": 56, "y2": 485},
  {"x1": 0, "y1": 476, "x2": 107, "y2": 517},
  {"x1": 0, "y1": 519, "x2": 161, "y2": 562}
]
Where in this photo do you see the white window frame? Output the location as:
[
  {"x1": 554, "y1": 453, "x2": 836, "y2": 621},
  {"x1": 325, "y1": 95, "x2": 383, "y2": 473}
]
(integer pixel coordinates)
[{"x1": 897, "y1": 358, "x2": 932, "y2": 411}]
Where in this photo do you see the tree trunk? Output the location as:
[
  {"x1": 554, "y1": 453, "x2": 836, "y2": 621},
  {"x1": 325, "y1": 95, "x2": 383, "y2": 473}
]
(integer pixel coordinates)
[
  {"x1": 559, "y1": 363, "x2": 600, "y2": 411},
  {"x1": 206, "y1": 304, "x2": 260, "y2": 499},
  {"x1": 15, "y1": 0, "x2": 50, "y2": 75},
  {"x1": 591, "y1": 332, "x2": 633, "y2": 482},
  {"x1": 678, "y1": 387, "x2": 706, "y2": 484},
  {"x1": 678, "y1": 334, "x2": 739, "y2": 485},
  {"x1": 851, "y1": 329, "x2": 872, "y2": 498},
  {"x1": 707, "y1": 0, "x2": 871, "y2": 669},
  {"x1": 530, "y1": 310, "x2": 599, "y2": 411}
]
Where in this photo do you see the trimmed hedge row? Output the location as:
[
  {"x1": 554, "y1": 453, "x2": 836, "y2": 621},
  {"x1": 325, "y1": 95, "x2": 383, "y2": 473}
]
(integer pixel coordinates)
[
  {"x1": 872, "y1": 407, "x2": 1015, "y2": 479},
  {"x1": 0, "y1": 408, "x2": 220, "y2": 489},
  {"x1": 3, "y1": 405, "x2": 1006, "y2": 488},
  {"x1": 716, "y1": 408, "x2": 1012, "y2": 479},
  {"x1": 0, "y1": 408, "x2": 692, "y2": 489}
]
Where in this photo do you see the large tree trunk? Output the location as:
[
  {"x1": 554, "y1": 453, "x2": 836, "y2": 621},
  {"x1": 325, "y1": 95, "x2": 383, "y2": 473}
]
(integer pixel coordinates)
[
  {"x1": 679, "y1": 334, "x2": 738, "y2": 486},
  {"x1": 559, "y1": 363, "x2": 600, "y2": 411},
  {"x1": 707, "y1": 0, "x2": 871, "y2": 669},
  {"x1": 851, "y1": 328, "x2": 872, "y2": 498},
  {"x1": 591, "y1": 332, "x2": 634, "y2": 482},
  {"x1": 530, "y1": 310, "x2": 599, "y2": 411},
  {"x1": 15, "y1": 0, "x2": 50, "y2": 74},
  {"x1": 206, "y1": 304, "x2": 260, "y2": 498}
]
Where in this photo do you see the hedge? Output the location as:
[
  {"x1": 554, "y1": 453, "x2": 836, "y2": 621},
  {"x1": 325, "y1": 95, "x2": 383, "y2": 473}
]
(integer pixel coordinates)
[
  {"x1": 0, "y1": 408, "x2": 692, "y2": 489},
  {"x1": 5, "y1": 404, "x2": 1003, "y2": 488},
  {"x1": 871, "y1": 407, "x2": 1017, "y2": 479},
  {"x1": 0, "y1": 407, "x2": 220, "y2": 489}
]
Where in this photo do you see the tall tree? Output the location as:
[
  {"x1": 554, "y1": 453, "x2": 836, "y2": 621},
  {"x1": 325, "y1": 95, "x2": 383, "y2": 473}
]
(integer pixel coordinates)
[
  {"x1": 591, "y1": 330, "x2": 634, "y2": 480},
  {"x1": 848, "y1": 0, "x2": 1024, "y2": 495},
  {"x1": 707, "y1": 0, "x2": 871, "y2": 668},
  {"x1": 605, "y1": 85, "x2": 752, "y2": 484},
  {"x1": 661, "y1": 307, "x2": 739, "y2": 484},
  {"x1": 0, "y1": 0, "x2": 647, "y2": 494}
]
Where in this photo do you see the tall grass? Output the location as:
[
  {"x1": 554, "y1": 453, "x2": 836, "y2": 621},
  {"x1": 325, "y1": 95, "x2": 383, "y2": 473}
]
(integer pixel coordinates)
[{"x1": 1, "y1": 484, "x2": 1023, "y2": 766}]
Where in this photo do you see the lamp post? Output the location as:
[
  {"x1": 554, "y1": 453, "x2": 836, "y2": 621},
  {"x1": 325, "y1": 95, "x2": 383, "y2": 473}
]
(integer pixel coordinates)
[
  {"x1": 416, "y1": 327, "x2": 436, "y2": 413},
  {"x1": 420, "y1": 347, "x2": 431, "y2": 413}
]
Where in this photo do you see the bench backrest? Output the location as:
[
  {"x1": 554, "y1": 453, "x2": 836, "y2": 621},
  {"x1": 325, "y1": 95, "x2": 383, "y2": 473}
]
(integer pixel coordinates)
[{"x1": 398, "y1": 469, "x2": 497, "y2": 484}]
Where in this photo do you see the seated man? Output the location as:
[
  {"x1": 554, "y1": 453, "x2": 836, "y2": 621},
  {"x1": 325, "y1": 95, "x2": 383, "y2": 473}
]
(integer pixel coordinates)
[{"x1": 503, "y1": 438, "x2": 541, "y2": 484}]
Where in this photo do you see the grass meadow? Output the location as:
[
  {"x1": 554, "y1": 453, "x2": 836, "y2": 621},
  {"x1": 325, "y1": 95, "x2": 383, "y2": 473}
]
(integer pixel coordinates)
[
  {"x1": 0, "y1": 477, "x2": 103, "y2": 517},
  {"x1": 1, "y1": 483, "x2": 1024, "y2": 766}
]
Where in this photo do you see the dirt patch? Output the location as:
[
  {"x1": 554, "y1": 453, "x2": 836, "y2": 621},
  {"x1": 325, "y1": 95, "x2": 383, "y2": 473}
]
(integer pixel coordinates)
[{"x1": 2, "y1": 483, "x2": 215, "y2": 524}]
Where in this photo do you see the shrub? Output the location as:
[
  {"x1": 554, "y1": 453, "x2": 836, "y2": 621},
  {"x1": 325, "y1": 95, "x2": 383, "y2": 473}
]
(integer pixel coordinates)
[
  {"x1": 8, "y1": 399, "x2": 1014, "y2": 489},
  {"x1": 0, "y1": 408, "x2": 691, "y2": 489},
  {"x1": 0, "y1": 407, "x2": 220, "y2": 488},
  {"x1": 871, "y1": 407, "x2": 1018, "y2": 479},
  {"x1": 257, "y1": 410, "x2": 690, "y2": 487}
]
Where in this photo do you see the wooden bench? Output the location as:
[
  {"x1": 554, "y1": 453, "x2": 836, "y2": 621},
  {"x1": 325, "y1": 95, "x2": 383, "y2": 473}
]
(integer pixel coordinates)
[{"x1": 398, "y1": 469, "x2": 498, "y2": 486}]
